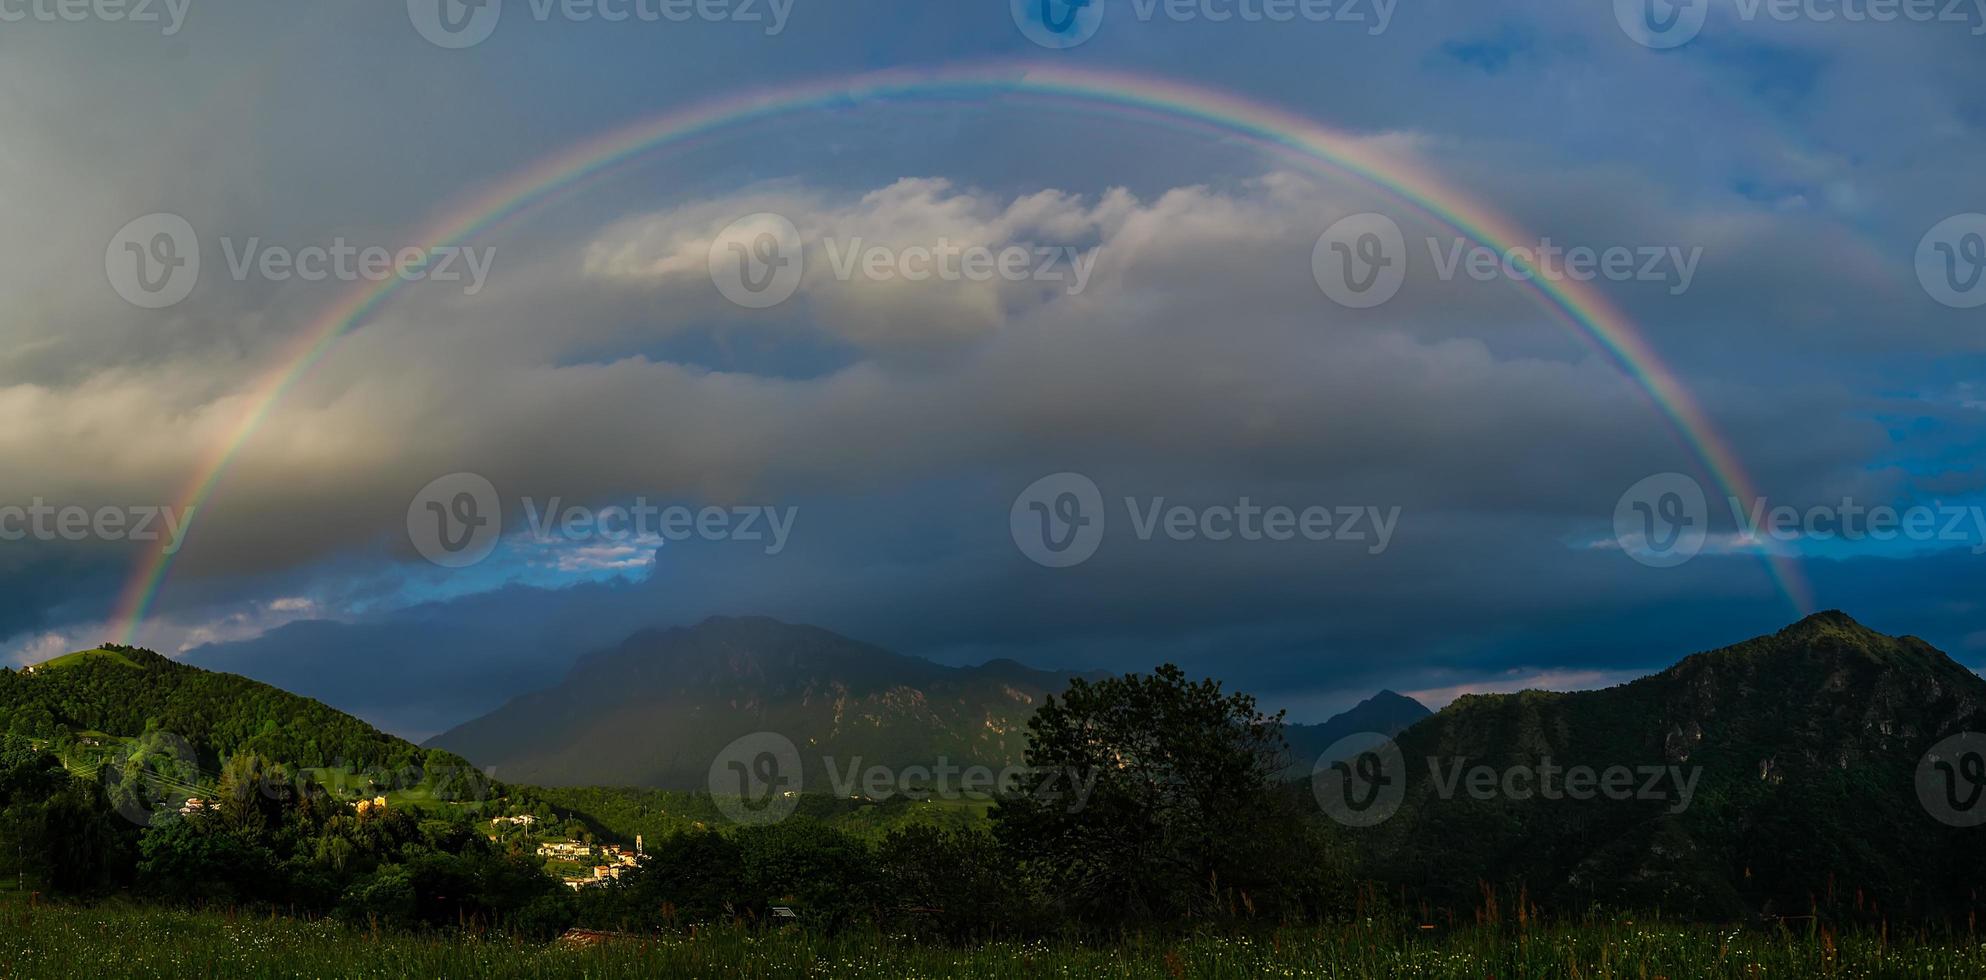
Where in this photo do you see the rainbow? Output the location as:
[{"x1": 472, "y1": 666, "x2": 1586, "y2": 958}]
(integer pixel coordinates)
[{"x1": 110, "y1": 63, "x2": 1813, "y2": 642}]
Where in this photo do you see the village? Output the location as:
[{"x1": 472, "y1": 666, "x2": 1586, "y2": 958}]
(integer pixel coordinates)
[{"x1": 492, "y1": 814, "x2": 647, "y2": 891}]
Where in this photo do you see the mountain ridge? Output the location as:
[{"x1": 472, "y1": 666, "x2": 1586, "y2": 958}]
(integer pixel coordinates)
[
  {"x1": 429, "y1": 616, "x2": 1432, "y2": 789},
  {"x1": 425, "y1": 617, "x2": 1099, "y2": 788},
  {"x1": 1363, "y1": 610, "x2": 1986, "y2": 917}
]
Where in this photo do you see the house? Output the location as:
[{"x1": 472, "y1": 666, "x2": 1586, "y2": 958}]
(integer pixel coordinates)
[
  {"x1": 535, "y1": 840, "x2": 594, "y2": 861},
  {"x1": 177, "y1": 798, "x2": 207, "y2": 816}
]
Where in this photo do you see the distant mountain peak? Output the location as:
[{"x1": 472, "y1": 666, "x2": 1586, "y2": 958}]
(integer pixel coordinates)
[
  {"x1": 1374, "y1": 614, "x2": 1986, "y2": 916},
  {"x1": 1778, "y1": 609, "x2": 1870, "y2": 637},
  {"x1": 1281, "y1": 688, "x2": 1432, "y2": 774}
]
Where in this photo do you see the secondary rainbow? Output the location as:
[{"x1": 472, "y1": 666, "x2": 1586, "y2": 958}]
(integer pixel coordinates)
[{"x1": 110, "y1": 63, "x2": 1813, "y2": 641}]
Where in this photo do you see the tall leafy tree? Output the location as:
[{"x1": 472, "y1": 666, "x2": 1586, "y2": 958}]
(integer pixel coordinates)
[{"x1": 991, "y1": 664, "x2": 1303, "y2": 925}]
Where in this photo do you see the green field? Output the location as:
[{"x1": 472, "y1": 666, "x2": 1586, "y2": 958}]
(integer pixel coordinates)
[
  {"x1": 5, "y1": 898, "x2": 1985, "y2": 979},
  {"x1": 31, "y1": 648, "x2": 141, "y2": 671}
]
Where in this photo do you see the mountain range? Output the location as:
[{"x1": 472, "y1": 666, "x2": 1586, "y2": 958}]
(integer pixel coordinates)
[
  {"x1": 424, "y1": 617, "x2": 1434, "y2": 788},
  {"x1": 425, "y1": 617, "x2": 1093, "y2": 788},
  {"x1": 7, "y1": 608, "x2": 1983, "y2": 920},
  {"x1": 1359, "y1": 611, "x2": 1986, "y2": 918}
]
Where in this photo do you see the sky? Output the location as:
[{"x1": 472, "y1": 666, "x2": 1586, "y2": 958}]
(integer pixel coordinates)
[{"x1": 1, "y1": 0, "x2": 1984, "y2": 739}]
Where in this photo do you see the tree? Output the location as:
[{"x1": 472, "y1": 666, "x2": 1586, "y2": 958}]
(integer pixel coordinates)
[
  {"x1": 0, "y1": 744, "x2": 137, "y2": 894},
  {"x1": 877, "y1": 825, "x2": 1036, "y2": 939},
  {"x1": 990, "y1": 664, "x2": 1304, "y2": 926}
]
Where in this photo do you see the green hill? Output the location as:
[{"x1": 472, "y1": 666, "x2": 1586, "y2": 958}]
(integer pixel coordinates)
[
  {"x1": 0, "y1": 643, "x2": 436, "y2": 774},
  {"x1": 34, "y1": 648, "x2": 142, "y2": 671}
]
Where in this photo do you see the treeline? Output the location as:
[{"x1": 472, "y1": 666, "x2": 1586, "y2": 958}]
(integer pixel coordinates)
[
  {"x1": 1, "y1": 664, "x2": 1352, "y2": 939},
  {"x1": 571, "y1": 665, "x2": 1352, "y2": 937},
  {"x1": 13, "y1": 654, "x2": 1982, "y2": 940},
  {"x1": 0, "y1": 741, "x2": 571, "y2": 935}
]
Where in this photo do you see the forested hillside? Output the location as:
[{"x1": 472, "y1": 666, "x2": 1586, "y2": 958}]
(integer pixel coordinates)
[{"x1": 0, "y1": 644, "x2": 435, "y2": 771}]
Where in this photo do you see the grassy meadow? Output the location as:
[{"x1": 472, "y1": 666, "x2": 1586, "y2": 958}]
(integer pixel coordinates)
[{"x1": 5, "y1": 897, "x2": 1985, "y2": 979}]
